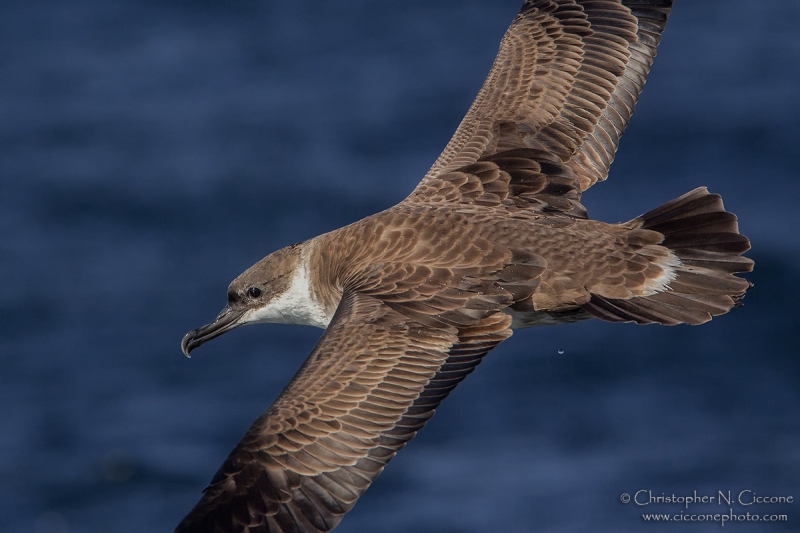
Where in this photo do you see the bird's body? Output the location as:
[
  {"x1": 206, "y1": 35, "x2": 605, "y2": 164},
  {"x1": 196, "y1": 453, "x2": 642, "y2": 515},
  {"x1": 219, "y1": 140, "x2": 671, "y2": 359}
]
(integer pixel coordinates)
[
  {"x1": 176, "y1": 1, "x2": 753, "y2": 531},
  {"x1": 243, "y1": 203, "x2": 689, "y2": 334}
]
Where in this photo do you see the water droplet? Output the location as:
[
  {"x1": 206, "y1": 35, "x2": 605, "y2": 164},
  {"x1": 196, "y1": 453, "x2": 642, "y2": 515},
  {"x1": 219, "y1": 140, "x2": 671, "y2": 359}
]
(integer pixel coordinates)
[{"x1": 557, "y1": 349, "x2": 565, "y2": 355}]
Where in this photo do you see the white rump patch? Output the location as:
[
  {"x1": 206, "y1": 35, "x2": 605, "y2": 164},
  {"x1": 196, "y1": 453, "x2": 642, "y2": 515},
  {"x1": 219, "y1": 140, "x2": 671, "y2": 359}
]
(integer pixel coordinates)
[
  {"x1": 241, "y1": 260, "x2": 332, "y2": 329},
  {"x1": 642, "y1": 250, "x2": 682, "y2": 295}
]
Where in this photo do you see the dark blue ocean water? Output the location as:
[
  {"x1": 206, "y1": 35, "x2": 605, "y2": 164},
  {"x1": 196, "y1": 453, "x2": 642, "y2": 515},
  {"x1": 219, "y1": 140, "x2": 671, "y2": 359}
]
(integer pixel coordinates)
[{"x1": 1, "y1": 1, "x2": 798, "y2": 532}]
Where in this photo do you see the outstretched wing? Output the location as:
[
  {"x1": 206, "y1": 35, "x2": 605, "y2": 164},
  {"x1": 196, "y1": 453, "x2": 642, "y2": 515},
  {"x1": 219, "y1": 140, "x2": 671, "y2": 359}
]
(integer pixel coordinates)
[
  {"x1": 175, "y1": 293, "x2": 512, "y2": 533},
  {"x1": 405, "y1": 0, "x2": 673, "y2": 217}
]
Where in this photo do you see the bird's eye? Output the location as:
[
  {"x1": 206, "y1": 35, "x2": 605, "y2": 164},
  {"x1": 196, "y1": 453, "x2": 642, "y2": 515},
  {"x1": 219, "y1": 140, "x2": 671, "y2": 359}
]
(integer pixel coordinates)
[{"x1": 247, "y1": 287, "x2": 262, "y2": 299}]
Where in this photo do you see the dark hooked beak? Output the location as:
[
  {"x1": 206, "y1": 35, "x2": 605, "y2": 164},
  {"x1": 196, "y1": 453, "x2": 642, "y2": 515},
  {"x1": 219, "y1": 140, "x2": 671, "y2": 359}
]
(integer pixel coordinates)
[{"x1": 181, "y1": 306, "x2": 246, "y2": 356}]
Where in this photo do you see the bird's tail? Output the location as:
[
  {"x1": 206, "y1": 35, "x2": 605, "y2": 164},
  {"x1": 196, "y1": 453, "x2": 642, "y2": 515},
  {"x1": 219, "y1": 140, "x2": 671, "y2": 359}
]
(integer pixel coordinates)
[{"x1": 583, "y1": 187, "x2": 754, "y2": 325}]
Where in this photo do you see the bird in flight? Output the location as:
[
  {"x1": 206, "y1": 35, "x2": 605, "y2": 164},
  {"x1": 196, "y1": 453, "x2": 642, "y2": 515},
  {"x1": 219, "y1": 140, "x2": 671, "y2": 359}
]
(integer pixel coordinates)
[{"x1": 177, "y1": 1, "x2": 752, "y2": 531}]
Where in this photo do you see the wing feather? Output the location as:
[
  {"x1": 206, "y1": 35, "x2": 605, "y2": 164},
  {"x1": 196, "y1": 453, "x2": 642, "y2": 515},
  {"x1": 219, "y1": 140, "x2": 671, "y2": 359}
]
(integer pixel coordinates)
[
  {"x1": 175, "y1": 293, "x2": 512, "y2": 533},
  {"x1": 405, "y1": 0, "x2": 673, "y2": 216}
]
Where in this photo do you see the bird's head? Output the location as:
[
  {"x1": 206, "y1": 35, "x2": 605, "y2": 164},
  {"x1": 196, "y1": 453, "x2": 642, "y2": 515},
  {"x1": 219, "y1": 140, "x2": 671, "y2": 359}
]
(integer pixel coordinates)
[{"x1": 180, "y1": 243, "x2": 305, "y2": 356}]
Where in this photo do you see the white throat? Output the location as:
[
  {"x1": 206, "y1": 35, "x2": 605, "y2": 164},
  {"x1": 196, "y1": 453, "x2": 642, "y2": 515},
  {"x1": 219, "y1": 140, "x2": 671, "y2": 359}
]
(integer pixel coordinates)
[{"x1": 242, "y1": 257, "x2": 332, "y2": 329}]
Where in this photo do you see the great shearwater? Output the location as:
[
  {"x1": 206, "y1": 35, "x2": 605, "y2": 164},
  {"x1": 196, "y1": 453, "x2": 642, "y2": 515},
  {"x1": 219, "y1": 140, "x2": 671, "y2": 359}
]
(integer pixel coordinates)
[{"x1": 177, "y1": 1, "x2": 753, "y2": 531}]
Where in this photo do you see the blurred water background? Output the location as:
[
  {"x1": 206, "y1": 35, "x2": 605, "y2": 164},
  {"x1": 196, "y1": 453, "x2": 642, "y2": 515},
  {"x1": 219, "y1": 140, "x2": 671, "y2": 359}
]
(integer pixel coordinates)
[{"x1": 1, "y1": 1, "x2": 798, "y2": 531}]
